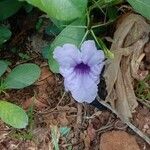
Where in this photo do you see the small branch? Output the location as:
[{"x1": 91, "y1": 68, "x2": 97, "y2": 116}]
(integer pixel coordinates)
[
  {"x1": 96, "y1": 96, "x2": 150, "y2": 145},
  {"x1": 76, "y1": 103, "x2": 83, "y2": 125},
  {"x1": 137, "y1": 98, "x2": 150, "y2": 109},
  {"x1": 91, "y1": 20, "x2": 114, "y2": 29},
  {"x1": 79, "y1": 30, "x2": 89, "y2": 47},
  {"x1": 61, "y1": 25, "x2": 87, "y2": 29},
  {"x1": 39, "y1": 92, "x2": 66, "y2": 114}
]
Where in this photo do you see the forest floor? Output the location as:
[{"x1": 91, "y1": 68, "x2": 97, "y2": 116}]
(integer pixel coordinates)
[{"x1": 0, "y1": 7, "x2": 150, "y2": 150}]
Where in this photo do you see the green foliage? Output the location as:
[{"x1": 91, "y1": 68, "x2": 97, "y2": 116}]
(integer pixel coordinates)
[
  {"x1": 0, "y1": 60, "x2": 8, "y2": 77},
  {"x1": 25, "y1": 0, "x2": 87, "y2": 21},
  {"x1": 35, "y1": 18, "x2": 44, "y2": 31},
  {"x1": 100, "y1": 0, "x2": 123, "y2": 7},
  {"x1": 18, "y1": 52, "x2": 31, "y2": 61},
  {"x1": 0, "y1": 101, "x2": 28, "y2": 129},
  {"x1": 127, "y1": 0, "x2": 150, "y2": 20},
  {"x1": 59, "y1": 127, "x2": 71, "y2": 136},
  {"x1": 136, "y1": 75, "x2": 150, "y2": 101},
  {"x1": 51, "y1": 126, "x2": 60, "y2": 150},
  {"x1": 0, "y1": 26, "x2": 12, "y2": 45},
  {"x1": 48, "y1": 19, "x2": 86, "y2": 73},
  {"x1": 0, "y1": 0, "x2": 22, "y2": 21},
  {"x1": 0, "y1": 62, "x2": 41, "y2": 129},
  {"x1": 45, "y1": 24, "x2": 61, "y2": 36},
  {"x1": 3, "y1": 63, "x2": 41, "y2": 89},
  {"x1": 11, "y1": 130, "x2": 33, "y2": 140}
]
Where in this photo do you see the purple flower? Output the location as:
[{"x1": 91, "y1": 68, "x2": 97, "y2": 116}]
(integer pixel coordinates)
[{"x1": 53, "y1": 40, "x2": 105, "y2": 103}]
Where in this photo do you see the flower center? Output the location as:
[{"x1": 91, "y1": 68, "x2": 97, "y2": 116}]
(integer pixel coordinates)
[{"x1": 74, "y1": 62, "x2": 90, "y2": 74}]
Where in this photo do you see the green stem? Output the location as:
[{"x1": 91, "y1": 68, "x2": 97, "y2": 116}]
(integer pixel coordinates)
[
  {"x1": 79, "y1": 30, "x2": 89, "y2": 47},
  {"x1": 89, "y1": 0, "x2": 104, "y2": 12},
  {"x1": 86, "y1": 10, "x2": 90, "y2": 28},
  {"x1": 91, "y1": 20, "x2": 114, "y2": 29},
  {"x1": 90, "y1": 30, "x2": 114, "y2": 58},
  {"x1": 61, "y1": 25, "x2": 87, "y2": 29},
  {"x1": 90, "y1": 29, "x2": 101, "y2": 48}
]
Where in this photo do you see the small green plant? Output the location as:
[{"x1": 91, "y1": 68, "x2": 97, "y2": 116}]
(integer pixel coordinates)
[
  {"x1": 136, "y1": 75, "x2": 150, "y2": 101},
  {"x1": 0, "y1": 60, "x2": 41, "y2": 129},
  {"x1": 50, "y1": 126, "x2": 71, "y2": 150}
]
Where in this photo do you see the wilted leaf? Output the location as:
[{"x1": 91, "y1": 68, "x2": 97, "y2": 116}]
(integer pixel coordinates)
[{"x1": 104, "y1": 14, "x2": 150, "y2": 119}]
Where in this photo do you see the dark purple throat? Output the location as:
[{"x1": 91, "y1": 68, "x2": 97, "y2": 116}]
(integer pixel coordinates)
[{"x1": 74, "y1": 62, "x2": 90, "y2": 74}]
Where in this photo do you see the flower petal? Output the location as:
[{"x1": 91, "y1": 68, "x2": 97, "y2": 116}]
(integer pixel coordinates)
[
  {"x1": 53, "y1": 44, "x2": 81, "y2": 68},
  {"x1": 81, "y1": 40, "x2": 105, "y2": 66},
  {"x1": 59, "y1": 67, "x2": 75, "y2": 91},
  {"x1": 89, "y1": 62, "x2": 105, "y2": 84},
  {"x1": 65, "y1": 73, "x2": 98, "y2": 103}
]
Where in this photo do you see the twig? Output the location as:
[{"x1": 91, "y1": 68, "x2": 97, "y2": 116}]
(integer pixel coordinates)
[
  {"x1": 76, "y1": 103, "x2": 83, "y2": 125},
  {"x1": 137, "y1": 98, "x2": 150, "y2": 109},
  {"x1": 39, "y1": 92, "x2": 66, "y2": 114},
  {"x1": 96, "y1": 96, "x2": 150, "y2": 145}
]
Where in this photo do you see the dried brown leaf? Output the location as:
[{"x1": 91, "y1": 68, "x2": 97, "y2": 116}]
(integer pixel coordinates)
[{"x1": 104, "y1": 14, "x2": 150, "y2": 119}]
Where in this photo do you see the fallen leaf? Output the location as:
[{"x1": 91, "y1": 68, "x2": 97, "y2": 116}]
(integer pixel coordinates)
[
  {"x1": 87, "y1": 123, "x2": 96, "y2": 142},
  {"x1": 57, "y1": 112, "x2": 69, "y2": 126},
  {"x1": 104, "y1": 14, "x2": 150, "y2": 119},
  {"x1": 23, "y1": 97, "x2": 48, "y2": 110}
]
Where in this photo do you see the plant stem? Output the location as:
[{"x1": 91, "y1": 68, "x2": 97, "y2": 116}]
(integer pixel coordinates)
[
  {"x1": 79, "y1": 30, "x2": 89, "y2": 46},
  {"x1": 91, "y1": 20, "x2": 114, "y2": 29}
]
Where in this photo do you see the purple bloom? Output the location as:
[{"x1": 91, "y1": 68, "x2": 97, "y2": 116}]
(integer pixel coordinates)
[{"x1": 53, "y1": 40, "x2": 105, "y2": 103}]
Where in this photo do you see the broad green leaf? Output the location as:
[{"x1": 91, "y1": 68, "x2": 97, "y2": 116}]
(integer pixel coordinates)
[
  {"x1": 93, "y1": 0, "x2": 123, "y2": 9},
  {"x1": 0, "y1": 101, "x2": 28, "y2": 128},
  {"x1": 127, "y1": 0, "x2": 150, "y2": 20},
  {"x1": 0, "y1": 26, "x2": 12, "y2": 45},
  {"x1": 45, "y1": 24, "x2": 61, "y2": 36},
  {"x1": 48, "y1": 19, "x2": 86, "y2": 73},
  {"x1": 0, "y1": 0, "x2": 22, "y2": 21},
  {"x1": 25, "y1": 0, "x2": 87, "y2": 21},
  {"x1": 0, "y1": 60, "x2": 8, "y2": 77},
  {"x1": 4, "y1": 63, "x2": 41, "y2": 89}
]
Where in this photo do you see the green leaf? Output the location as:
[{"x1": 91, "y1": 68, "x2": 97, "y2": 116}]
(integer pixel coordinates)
[
  {"x1": 42, "y1": 45, "x2": 50, "y2": 59},
  {"x1": 25, "y1": 0, "x2": 87, "y2": 21},
  {"x1": 59, "y1": 127, "x2": 71, "y2": 136},
  {"x1": 0, "y1": 101, "x2": 28, "y2": 129},
  {"x1": 0, "y1": 26, "x2": 12, "y2": 45},
  {"x1": 45, "y1": 24, "x2": 61, "y2": 36},
  {"x1": 0, "y1": 60, "x2": 8, "y2": 77},
  {"x1": 127, "y1": 0, "x2": 150, "y2": 20},
  {"x1": 93, "y1": 0, "x2": 123, "y2": 9},
  {"x1": 48, "y1": 19, "x2": 86, "y2": 73},
  {"x1": 107, "y1": 6, "x2": 118, "y2": 21},
  {"x1": 0, "y1": 0, "x2": 22, "y2": 21},
  {"x1": 4, "y1": 63, "x2": 41, "y2": 89}
]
